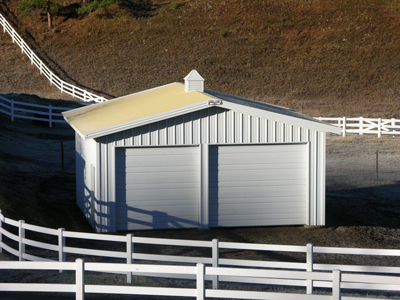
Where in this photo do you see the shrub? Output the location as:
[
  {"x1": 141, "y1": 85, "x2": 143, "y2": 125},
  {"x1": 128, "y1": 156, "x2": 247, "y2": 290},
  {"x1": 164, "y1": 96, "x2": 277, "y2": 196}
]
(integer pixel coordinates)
[{"x1": 77, "y1": 0, "x2": 117, "y2": 15}]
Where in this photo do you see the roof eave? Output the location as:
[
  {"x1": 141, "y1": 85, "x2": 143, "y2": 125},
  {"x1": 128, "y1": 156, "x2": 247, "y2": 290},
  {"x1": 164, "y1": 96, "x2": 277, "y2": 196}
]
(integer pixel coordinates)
[
  {"x1": 62, "y1": 113, "x2": 86, "y2": 139},
  {"x1": 221, "y1": 101, "x2": 342, "y2": 134}
]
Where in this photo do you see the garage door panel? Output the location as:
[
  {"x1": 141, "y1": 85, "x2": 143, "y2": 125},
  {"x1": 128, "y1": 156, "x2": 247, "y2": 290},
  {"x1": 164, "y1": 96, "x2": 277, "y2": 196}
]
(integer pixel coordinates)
[
  {"x1": 118, "y1": 165, "x2": 199, "y2": 174},
  {"x1": 117, "y1": 188, "x2": 199, "y2": 202},
  {"x1": 209, "y1": 144, "x2": 307, "y2": 227},
  {"x1": 116, "y1": 206, "x2": 198, "y2": 219},
  {"x1": 116, "y1": 147, "x2": 200, "y2": 231},
  {"x1": 124, "y1": 173, "x2": 199, "y2": 184},
  {"x1": 123, "y1": 157, "x2": 196, "y2": 168},
  {"x1": 118, "y1": 181, "x2": 199, "y2": 190},
  {"x1": 116, "y1": 218, "x2": 198, "y2": 231},
  {"x1": 209, "y1": 216, "x2": 306, "y2": 227},
  {"x1": 117, "y1": 199, "x2": 200, "y2": 208},
  {"x1": 211, "y1": 144, "x2": 305, "y2": 154},
  {"x1": 210, "y1": 179, "x2": 306, "y2": 188},
  {"x1": 210, "y1": 206, "x2": 306, "y2": 215},
  {"x1": 209, "y1": 163, "x2": 305, "y2": 172},
  {"x1": 118, "y1": 171, "x2": 197, "y2": 187},
  {"x1": 208, "y1": 171, "x2": 304, "y2": 183},
  {"x1": 214, "y1": 154, "x2": 305, "y2": 165},
  {"x1": 125, "y1": 147, "x2": 192, "y2": 156},
  {"x1": 117, "y1": 215, "x2": 199, "y2": 224},
  {"x1": 209, "y1": 198, "x2": 306, "y2": 206},
  {"x1": 211, "y1": 211, "x2": 306, "y2": 221},
  {"x1": 214, "y1": 187, "x2": 306, "y2": 198}
]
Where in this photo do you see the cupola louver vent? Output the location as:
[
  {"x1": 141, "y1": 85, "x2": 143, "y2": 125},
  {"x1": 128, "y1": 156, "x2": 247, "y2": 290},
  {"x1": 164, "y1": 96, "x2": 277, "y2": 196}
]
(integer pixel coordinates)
[{"x1": 184, "y1": 70, "x2": 204, "y2": 93}]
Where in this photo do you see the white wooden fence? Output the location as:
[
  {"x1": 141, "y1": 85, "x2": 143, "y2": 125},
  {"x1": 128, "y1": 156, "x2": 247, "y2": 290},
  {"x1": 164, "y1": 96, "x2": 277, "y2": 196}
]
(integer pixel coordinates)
[
  {"x1": 1, "y1": 91, "x2": 399, "y2": 136},
  {"x1": 315, "y1": 117, "x2": 400, "y2": 137},
  {"x1": 0, "y1": 95, "x2": 73, "y2": 127},
  {"x1": 0, "y1": 13, "x2": 107, "y2": 103},
  {"x1": 0, "y1": 210, "x2": 399, "y2": 299}
]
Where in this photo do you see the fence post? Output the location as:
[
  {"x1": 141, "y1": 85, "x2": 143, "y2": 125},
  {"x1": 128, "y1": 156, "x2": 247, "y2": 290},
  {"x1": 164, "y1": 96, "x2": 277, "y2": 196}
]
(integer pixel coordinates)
[
  {"x1": 378, "y1": 118, "x2": 382, "y2": 138},
  {"x1": 11, "y1": 99, "x2": 14, "y2": 122},
  {"x1": 306, "y1": 243, "x2": 313, "y2": 294},
  {"x1": 359, "y1": 117, "x2": 363, "y2": 135},
  {"x1": 392, "y1": 118, "x2": 396, "y2": 138},
  {"x1": 0, "y1": 209, "x2": 3, "y2": 253},
  {"x1": 332, "y1": 269, "x2": 341, "y2": 300},
  {"x1": 196, "y1": 263, "x2": 205, "y2": 300},
  {"x1": 342, "y1": 117, "x2": 346, "y2": 137},
  {"x1": 126, "y1": 233, "x2": 133, "y2": 284},
  {"x1": 76, "y1": 258, "x2": 85, "y2": 300},
  {"x1": 58, "y1": 228, "x2": 66, "y2": 273},
  {"x1": 49, "y1": 105, "x2": 53, "y2": 128},
  {"x1": 212, "y1": 238, "x2": 219, "y2": 289},
  {"x1": 19, "y1": 220, "x2": 25, "y2": 261}
]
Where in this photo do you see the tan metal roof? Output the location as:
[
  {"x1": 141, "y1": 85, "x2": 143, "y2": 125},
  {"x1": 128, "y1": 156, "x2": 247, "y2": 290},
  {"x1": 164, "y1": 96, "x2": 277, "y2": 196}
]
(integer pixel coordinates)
[{"x1": 63, "y1": 82, "x2": 214, "y2": 136}]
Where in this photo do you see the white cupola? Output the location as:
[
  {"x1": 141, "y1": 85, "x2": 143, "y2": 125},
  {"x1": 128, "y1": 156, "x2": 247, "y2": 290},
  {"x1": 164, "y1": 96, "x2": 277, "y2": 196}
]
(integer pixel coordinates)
[{"x1": 184, "y1": 70, "x2": 204, "y2": 93}]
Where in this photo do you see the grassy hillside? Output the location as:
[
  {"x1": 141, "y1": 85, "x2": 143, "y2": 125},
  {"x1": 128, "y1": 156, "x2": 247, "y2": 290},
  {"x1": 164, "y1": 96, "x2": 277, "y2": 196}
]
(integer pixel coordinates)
[{"x1": 1, "y1": 0, "x2": 400, "y2": 117}]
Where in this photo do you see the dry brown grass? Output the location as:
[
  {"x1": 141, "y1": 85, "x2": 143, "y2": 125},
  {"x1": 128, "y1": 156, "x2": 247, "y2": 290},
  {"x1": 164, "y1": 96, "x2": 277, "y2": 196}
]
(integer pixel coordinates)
[{"x1": 0, "y1": 0, "x2": 400, "y2": 117}]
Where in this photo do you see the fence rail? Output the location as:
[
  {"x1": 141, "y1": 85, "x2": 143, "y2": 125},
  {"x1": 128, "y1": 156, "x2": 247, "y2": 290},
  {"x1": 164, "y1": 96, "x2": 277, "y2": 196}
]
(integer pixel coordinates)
[
  {"x1": 0, "y1": 260, "x2": 350, "y2": 300},
  {"x1": 315, "y1": 117, "x2": 400, "y2": 137},
  {"x1": 0, "y1": 95, "x2": 73, "y2": 127},
  {"x1": 0, "y1": 210, "x2": 399, "y2": 299},
  {"x1": 0, "y1": 13, "x2": 107, "y2": 103}
]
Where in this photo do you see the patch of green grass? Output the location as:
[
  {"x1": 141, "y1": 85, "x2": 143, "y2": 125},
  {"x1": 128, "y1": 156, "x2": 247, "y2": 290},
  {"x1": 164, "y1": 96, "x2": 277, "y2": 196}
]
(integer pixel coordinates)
[
  {"x1": 169, "y1": 0, "x2": 177, "y2": 9},
  {"x1": 76, "y1": 0, "x2": 117, "y2": 15}
]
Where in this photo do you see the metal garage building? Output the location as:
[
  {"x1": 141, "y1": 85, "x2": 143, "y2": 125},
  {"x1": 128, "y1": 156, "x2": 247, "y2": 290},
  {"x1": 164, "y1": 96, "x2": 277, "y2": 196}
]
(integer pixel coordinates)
[{"x1": 63, "y1": 70, "x2": 340, "y2": 232}]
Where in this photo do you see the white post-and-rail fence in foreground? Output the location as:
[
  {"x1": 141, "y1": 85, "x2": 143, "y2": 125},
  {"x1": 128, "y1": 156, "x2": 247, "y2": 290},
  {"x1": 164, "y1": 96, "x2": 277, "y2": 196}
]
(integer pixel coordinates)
[
  {"x1": 0, "y1": 95, "x2": 73, "y2": 127},
  {"x1": 0, "y1": 13, "x2": 107, "y2": 103},
  {"x1": 0, "y1": 211, "x2": 399, "y2": 299}
]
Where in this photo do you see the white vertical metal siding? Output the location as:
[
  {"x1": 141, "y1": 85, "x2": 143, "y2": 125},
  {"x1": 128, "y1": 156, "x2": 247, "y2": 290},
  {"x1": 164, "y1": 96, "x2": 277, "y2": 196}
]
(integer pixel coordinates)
[
  {"x1": 115, "y1": 146, "x2": 200, "y2": 230},
  {"x1": 209, "y1": 144, "x2": 307, "y2": 227},
  {"x1": 93, "y1": 107, "x2": 326, "y2": 232},
  {"x1": 75, "y1": 134, "x2": 97, "y2": 229}
]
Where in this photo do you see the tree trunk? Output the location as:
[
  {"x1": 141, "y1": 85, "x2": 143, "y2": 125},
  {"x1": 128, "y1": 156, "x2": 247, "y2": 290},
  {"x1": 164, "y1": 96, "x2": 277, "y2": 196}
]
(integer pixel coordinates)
[{"x1": 47, "y1": 11, "x2": 53, "y2": 30}]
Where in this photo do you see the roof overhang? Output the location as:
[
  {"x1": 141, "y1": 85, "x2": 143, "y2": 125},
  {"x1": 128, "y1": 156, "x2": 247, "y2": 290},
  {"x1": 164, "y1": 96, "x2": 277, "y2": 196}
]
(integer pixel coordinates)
[
  {"x1": 82, "y1": 101, "x2": 213, "y2": 139},
  {"x1": 63, "y1": 82, "x2": 218, "y2": 139},
  {"x1": 63, "y1": 81, "x2": 341, "y2": 140},
  {"x1": 220, "y1": 101, "x2": 342, "y2": 135}
]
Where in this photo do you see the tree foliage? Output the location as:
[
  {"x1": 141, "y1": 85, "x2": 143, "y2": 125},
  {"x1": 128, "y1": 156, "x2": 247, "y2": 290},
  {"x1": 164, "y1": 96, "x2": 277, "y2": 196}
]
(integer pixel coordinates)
[
  {"x1": 76, "y1": 0, "x2": 117, "y2": 15},
  {"x1": 17, "y1": 0, "x2": 62, "y2": 30}
]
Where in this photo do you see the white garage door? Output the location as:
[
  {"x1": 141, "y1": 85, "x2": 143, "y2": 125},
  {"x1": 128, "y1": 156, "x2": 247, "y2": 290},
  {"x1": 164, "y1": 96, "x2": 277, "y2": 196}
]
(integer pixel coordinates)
[
  {"x1": 209, "y1": 144, "x2": 307, "y2": 227},
  {"x1": 115, "y1": 146, "x2": 200, "y2": 230}
]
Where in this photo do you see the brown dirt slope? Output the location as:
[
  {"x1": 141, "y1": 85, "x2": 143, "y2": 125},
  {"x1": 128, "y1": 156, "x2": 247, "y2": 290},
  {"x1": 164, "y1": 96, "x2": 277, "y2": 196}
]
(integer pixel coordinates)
[{"x1": 1, "y1": 0, "x2": 400, "y2": 117}]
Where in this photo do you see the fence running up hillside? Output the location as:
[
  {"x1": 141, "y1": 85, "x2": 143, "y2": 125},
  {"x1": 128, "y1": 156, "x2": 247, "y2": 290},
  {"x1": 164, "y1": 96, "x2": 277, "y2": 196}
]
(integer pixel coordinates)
[
  {"x1": 0, "y1": 210, "x2": 399, "y2": 299},
  {"x1": 316, "y1": 117, "x2": 400, "y2": 137},
  {"x1": 0, "y1": 95, "x2": 73, "y2": 127},
  {"x1": 0, "y1": 13, "x2": 107, "y2": 103}
]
